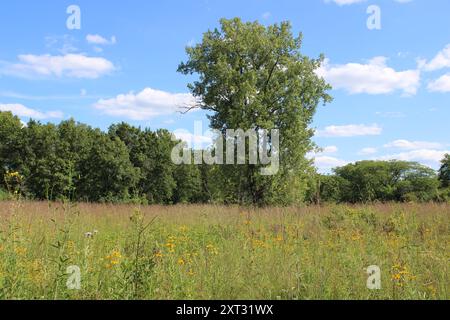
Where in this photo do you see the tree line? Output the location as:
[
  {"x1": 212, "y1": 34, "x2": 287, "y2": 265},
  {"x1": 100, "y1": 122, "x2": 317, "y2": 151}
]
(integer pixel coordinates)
[
  {"x1": 306, "y1": 157, "x2": 450, "y2": 204},
  {"x1": 1, "y1": 111, "x2": 448, "y2": 205},
  {"x1": 0, "y1": 111, "x2": 205, "y2": 204}
]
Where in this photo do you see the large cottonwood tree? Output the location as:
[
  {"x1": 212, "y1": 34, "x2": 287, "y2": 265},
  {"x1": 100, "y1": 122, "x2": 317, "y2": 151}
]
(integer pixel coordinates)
[{"x1": 178, "y1": 18, "x2": 332, "y2": 205}]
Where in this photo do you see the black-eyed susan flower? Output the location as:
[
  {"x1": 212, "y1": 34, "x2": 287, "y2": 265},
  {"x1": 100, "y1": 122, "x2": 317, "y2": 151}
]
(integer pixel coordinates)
[{"x1": 105, "y1": 249, "x2": 122, "y2": 269}]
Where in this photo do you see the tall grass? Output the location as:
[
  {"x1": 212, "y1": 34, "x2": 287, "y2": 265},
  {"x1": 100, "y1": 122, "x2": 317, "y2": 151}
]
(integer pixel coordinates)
[{"x1": 0, "y1": 201, "x2": 448, "y2": 299}]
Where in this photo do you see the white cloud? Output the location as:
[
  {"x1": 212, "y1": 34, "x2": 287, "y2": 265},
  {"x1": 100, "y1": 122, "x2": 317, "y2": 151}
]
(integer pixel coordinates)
[
  {"x1": 313, "y1": 156, "x2": 348, "y2": 170},
  {"x1": 428, "y1": 73, "x2": 450, "y2": 93},
  {"x1": 422, "y1": 44, "x2": 450, "y2": 72},
  {"x1": 86, "y1": 34, "x2": 117, "y2": 46},
  {"x1": 1, "y1": 54, "x2": 115, "y2": 79},
  {"x1": 359, "y1": 147, "x2": 378, "y2": 155},
  {"x1": 307, "y1": 145, "x2": 338, "y2": 160},
  {"x1": 316, "y1": 124, "x2": 382, "y2": 137},
  {"x1": 322, "y1": 145, "x2": 338, "y2": 154},
  {"x1": 384, "y1": 139, "x2": 444, "y2": 150},
  {"x1": 306, "y1": 148, "x2": 348, "y2": 171},
  {"x1": 316, "y1": 57, "x2": 420, "y2": 95},
  {"x1": 379, "y1": 149, "x2": 450, "y2": 165},
  {"x1": 0, "y1": 91, "x2": 102, "y2": 101},
  {"x1": 173, "y1": 130, "x2": 213, "y2": 149},
  {"x1": 94, "y1": 87, "x2": 197, "y2": 120},
  {"x1": 0, "y1": 103, "x2": 63, "y2": 119}
]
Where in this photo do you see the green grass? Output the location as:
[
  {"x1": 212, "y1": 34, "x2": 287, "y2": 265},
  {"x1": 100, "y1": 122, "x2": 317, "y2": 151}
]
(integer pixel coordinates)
[
  {"x1": 0, "y1": 189, "x2": 9, "y2": 201},
  {"x1": 0, "y1": 201, "x2": 448, "y2": 300}
]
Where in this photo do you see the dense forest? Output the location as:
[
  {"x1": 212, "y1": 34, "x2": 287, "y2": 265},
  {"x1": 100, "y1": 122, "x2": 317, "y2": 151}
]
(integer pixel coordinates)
[{"x1": 1, "y1": 111, "x2": 449, "y2": 205}]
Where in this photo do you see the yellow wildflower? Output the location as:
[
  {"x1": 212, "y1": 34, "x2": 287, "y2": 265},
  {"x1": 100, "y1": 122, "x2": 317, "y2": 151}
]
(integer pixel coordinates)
[
  {"x1": 165, "y1": 242, "x2": 176, "y2": 253},
  {"x1": 15, "y1": 246, "x2": 27, "y2": 256},
  {"x1": 351, "y1": 232, "x2": 362, "y2": 241},
  {"x1": 187, "y1": 269, "x2": 195, "y2": 276},
  {"x1": 252, "y1": 239, "x2": 268, "y2": 249},
  {"x1": 391, "y1": 263, "x2": 415, "y2": 287},
  {"x1": 105, "y1": 249, "x2": 122, "y2": 269},
  {"x1": 206, "y1": 244, "x2": 219, "y2": 255}
]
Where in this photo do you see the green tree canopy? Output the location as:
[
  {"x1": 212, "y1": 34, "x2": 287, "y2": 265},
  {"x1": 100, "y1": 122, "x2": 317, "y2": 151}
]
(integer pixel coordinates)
[
  {"x1": 439, "y1": 154, "x2": 450, "y2": 188},
  {"x1": 0, "y1": 112, "x2": 24, "y2": 188},
  {"x1": 330, "y1": 160, "x2": 439, "y2": 203},
  {"x1": 178, "y1": 18, "x2": 332, "y2": 205}
]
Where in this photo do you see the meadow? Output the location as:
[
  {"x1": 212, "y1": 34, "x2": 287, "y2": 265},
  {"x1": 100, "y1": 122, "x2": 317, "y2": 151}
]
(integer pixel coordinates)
[{"x1": 0, "y1": 200, "x2": 448, "y2": 300}]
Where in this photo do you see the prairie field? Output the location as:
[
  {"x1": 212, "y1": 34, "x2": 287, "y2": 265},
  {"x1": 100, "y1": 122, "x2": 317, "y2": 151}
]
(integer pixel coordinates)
[{"x1": 0, "y1": 200, "x2": 448, "y2": 300}]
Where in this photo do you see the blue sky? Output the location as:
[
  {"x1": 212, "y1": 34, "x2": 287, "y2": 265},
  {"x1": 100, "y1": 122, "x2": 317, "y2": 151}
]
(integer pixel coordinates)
[{"x1": 0, "y1": 0, "x2": 449, "y2": 172}]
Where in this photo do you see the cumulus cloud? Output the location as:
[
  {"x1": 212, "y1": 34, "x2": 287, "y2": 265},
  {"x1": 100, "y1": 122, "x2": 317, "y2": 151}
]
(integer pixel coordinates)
[
  {"x1": 173, "y1": 130, "x2": 213, "y2": 149},
  {"x1": 428, "y1": 73, "x2": 450, "y2": 93},
  {"x1": 306, "y1": 147, "x2": 347, "y2": 171},
  {"x1": 0, "y1": 103, "x2": 63, "y2": 119},
  {"x1": 316, "y1": 124, "x2": 382, "y2": 138},
  {"x1": 322, "y1": 146, "x2": 338, "y2": 154},
  {"x1": 306, "y1": 145, "x2": 347, "y2": 171},
  {"x1": 1, "y1": 54, "x2": 115, "y2": 79},
  {"x1": 378, "y1": 149, "x2": 450, "y2": 165},
  {"x1": 308, "y1": 145, "x2": 337, "y2": 158},
  {"x1": 384, "y1": 139, "x2": 444, "y2": 150},
  {"x1": 378, "y1": 138, "x2": 448, "y2": 166},
  {"x1": 313, "y1": 156, "x2": 348, "y2": 170},
  {"x1": 316, "y1": 57, "x2": 420, "y2": 95},
  {"x1": 94, "y1": 87, "x2": 197, "y2": 120},
  {"x1": 421, "y1": 44, "x2": 450, "y2": 72},
  {"x1": 86, "y1": 34, "x2": 117, "y2": 46}
]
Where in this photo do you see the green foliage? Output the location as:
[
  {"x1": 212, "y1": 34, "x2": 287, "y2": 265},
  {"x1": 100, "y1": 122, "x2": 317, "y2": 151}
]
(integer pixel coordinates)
[
  {"x1": 309, "y1": 160, "x2": 441, "y2": 204},
  {"x1": 438, "y1": 154, "x2": 450, "y2": 188},
  {"x1": 21, "y1": 121, "x2": 67, "y2": 199},
  {"x1": 437, "y1": 187, "x2": 450, "y2": 202},
  {"x1": 0, "y1": 112, "x2": 24, "y2": 189},
  {"x1": 172, "y1": 164, "x2": 202, "y2": 204},
  {"x1": 80, "y1": 132, "x2": 139, "y2": 202},
  {"x1": 0, "y1": 110, "x2": 446, "y2": 205},
  {"x1": 306, "y1": 173, "x2": 346, "y2": 204},
  {"x1": 0, "y1": 188, "x2": 9, "y2": 201},
  {"x1": 0, "y1": 112, "x2": 204, "y2": 204},
  {"x1": 178, "y1": 18, "x2": 332, "y2": 206}
]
